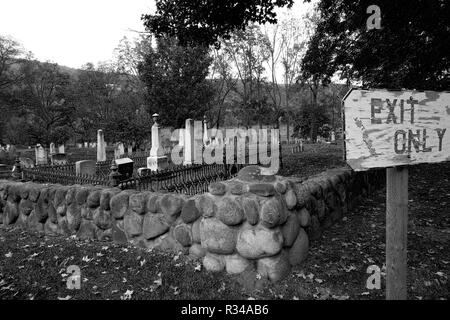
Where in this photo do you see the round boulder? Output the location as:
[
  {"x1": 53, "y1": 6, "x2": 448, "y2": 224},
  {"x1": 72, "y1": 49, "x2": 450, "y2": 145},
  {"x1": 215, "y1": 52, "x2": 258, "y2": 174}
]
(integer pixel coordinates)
[
  {"x1": 197, "y1": 194, "x2": 215, "y2": 218},
  {"x1": 189, "y1": 243, "x2": 207, "y2": 259},
  {"x1": 236, "y1": 225, "x2": 283, "y2": 259},
  {"x1": 260, "y1": 197, "x2": 287, "y2": 228},
  {"x1": 203, "y1": 253, "x2": 225, "y2": 272},
  {"x1": 142, "y1": 213, "x2": 170, "y2": 239},
  {"x1": 284, "y1": 189, "x2": 297, "y2": 210},
  {"x1": 257, "y1": 250, "x2": 291, "y2": 282},
  {"x1": 159, "y1": 194, "x2": 184, "y2": 217},
  {"x1": 200, "y1": 218, "x2": 238, "y2": 254},
  {"x1": 173, "y1": 224, "x2": 193, "y2": 247},
  {"x1": 224, "y1": 254, "x2": 252, "y2": 274},
  {"x1": 123, "y1": 210, "x2": 143, "y2": 238},
  {"x1": 110, "y1": 192, "x2": 130, "y2": 219},
  {"x1": 241, "y1": 197, "x2": 259, "y2": 225},
  {"x1": 297, "y1": 207, "x2": 311, "y2": 227},
  {"x1": 66, "y1": 203, "x2": 82, "y2": 232},
  {"x1": 19, "y1": 199, "x2": 34, "y2": 216},
  {"x1": 288, "y1": 227, "x2": 309, "y2": 266},
  {"x1": 216, "y1": 197, "x2": 244, "y2": 226},
  {"x1": 129, "y1": 193, "x2": 146, "y2": 214},
  {"x1": 93, "y1": 208, "x2": 113, "y2": 230},
  {"x1": 208, "y1": 182, "x2": 227, "y2": 195},
  {"x1": 237, "y1": 166, "x2": 276, "y2": 183},
  {"x1": 181, "y1": 199, "x2": 201, "y2": 223},
  {"x1": 248, "y1": 183, "x2": 276, "y2": 197},
  {"x1": 281, "y1": 213, "x2": 300, "y2": 247},
  {"x1": 87, "y1": 189, "x2": 102, "y2": 208},
  {"x1": 192, "y1": 218, "x2": 201, "y2": 243}
]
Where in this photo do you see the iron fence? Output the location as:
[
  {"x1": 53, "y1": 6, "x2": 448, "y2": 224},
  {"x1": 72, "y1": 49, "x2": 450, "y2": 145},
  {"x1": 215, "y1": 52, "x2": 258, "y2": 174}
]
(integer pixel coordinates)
[
  {"x1": 34, "y1": 163, "x2": 75, "y2": 174},
  {"x1": 118, "y1": 163, "x2": 245, "y2": 195},
  {"x1": 22, "y1": 167, "x2": 108, "y2": 186}
]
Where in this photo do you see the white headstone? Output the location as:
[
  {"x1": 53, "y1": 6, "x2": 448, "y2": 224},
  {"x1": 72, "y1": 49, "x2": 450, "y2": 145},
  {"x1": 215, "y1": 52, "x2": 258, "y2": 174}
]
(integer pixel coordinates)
[
  {"x1": 150, "y1": 124, "x2": 164, "y2": 157},
  {"x1": 35, "y1": 144, "x2": 48, "y2": 165},
  {"x1": 97, "y1": 130, "x2": 106, "y2": 162},
  {"x1": 49, "y1": 142, "x2": 56, "y2": 155},
  {"x1": 114, "y1": 142, "x2": 125, "y2": 159},
  {"x1": 147, "y1": 115, "x2": 168, "y2": 171},
  {"x1": 203, "y1": 116, "x2": 210, "y2": 145},
  {"x1": 58, "y1": 144, "x2": 65, "y2": 154},
  {"x1": 184, "y1": 119, "x2": 195, "y2": 165},
  {"x1": 76, "y1": 160, "x2": 96, "y2": 176}
]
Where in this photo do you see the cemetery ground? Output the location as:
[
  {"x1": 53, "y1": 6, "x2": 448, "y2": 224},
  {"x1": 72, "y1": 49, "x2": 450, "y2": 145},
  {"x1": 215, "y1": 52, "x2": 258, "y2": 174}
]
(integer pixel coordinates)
[{"x1": 0, "y1": 143, "x2": 448, "y2": 300}]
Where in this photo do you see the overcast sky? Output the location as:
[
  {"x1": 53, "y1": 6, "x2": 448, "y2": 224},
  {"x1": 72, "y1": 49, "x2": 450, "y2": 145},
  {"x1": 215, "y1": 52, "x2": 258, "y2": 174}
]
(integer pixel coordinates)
[{"x1": 0, "y1": 0, "x2": 313, "y2": 69}]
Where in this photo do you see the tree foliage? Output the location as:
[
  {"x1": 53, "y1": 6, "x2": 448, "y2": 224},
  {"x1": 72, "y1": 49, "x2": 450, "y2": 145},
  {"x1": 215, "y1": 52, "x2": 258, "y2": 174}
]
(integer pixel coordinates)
[
  {"x1": 139, "y1": 37, "x2": 215, "y2": 128},
  {"x1": 303, "y1": 0, "x2": 450, "y2": 90},
  {"x1": 15, "y1": 60, "x2": 75, "y2": 146},
  {"x1": 142, "y1": 0, "x2": 294, "y2": 47}
]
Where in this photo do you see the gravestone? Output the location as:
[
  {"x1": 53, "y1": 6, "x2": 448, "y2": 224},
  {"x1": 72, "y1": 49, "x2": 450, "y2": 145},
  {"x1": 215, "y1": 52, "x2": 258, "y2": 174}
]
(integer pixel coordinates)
[
  {"x1": 58, "y1": 144, "x2": 65, "y2": 154},
  {"x1": 203, "y1": 115, "x2": 210, "y2": 146},
  {"x1": 147, "y1": 114, "x2": 168, "y2": 171},
  {"x1": 114, "y1": 142, "x2": 125, "y2": 159},
  {"x1": 184, "y1": 119, "x2": 195, "y2": 165},
  {"x1": 137, "y1": 167, "x2": 151, "y2": 176},
  {"x1": 76, "y1": 160, "x2": 96, "y2": 176},
  {"x1": 51, "y1": 153, "x2": 68, "y2": 165},
  {"x1": 35, "y1": 144, "x2": 48, "y2": 165},
  {"x1": 49, "y1": 142, "x2": 56, "y2": 155},
  {"x1": 97, "y1": 130, "x2": 106, "y2": 162},
  {"x1": 115, "y1": 158, "x2": 133, "y2": 180}
]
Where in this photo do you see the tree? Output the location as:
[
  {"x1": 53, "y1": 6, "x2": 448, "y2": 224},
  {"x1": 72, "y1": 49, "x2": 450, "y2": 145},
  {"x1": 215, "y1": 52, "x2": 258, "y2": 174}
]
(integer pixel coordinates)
[
  {"x1": 300, "y1": 12, "x2": 334, "y2": 142},
  {"x1": 209, "y1": 48, "x2": 237, "y2": 128},
  {"x1": 0, "y1": 35, "x2": 25, "y2": 89},
  {"x1": 15, "y1": 60, "x2": 75, "y2": 146},
  {"x1": 114, "y1": 35, "x2": 152, "y2": 93},
  {"x1": 304, "y1": 0, "x2": 450, "y2": 90},
  {"x1": 0, "y1": 35, "x2": 26, "y2": 144},
  {"x1": 73, "y1": 61, "x2": 151, "y2": 147},
  {"x1": 222, "y1": 25, "x2": 278, "y2": 127},
  {"x1": 142, "y1": 0, "x2": 294, "y2": 47},
  {"x1": 139, "y1": 37, "x2": 215, "y2": 128}
]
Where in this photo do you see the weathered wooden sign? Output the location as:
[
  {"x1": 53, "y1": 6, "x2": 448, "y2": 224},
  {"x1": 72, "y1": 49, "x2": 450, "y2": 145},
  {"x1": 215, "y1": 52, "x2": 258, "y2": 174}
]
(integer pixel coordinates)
[{"x1": 343, "y1": 88, "x2": 450, "y2": 171}]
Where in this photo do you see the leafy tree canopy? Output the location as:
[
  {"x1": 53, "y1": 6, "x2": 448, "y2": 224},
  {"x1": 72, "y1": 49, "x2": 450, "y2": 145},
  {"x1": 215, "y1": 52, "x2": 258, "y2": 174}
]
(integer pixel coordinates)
[
  {"x1": 303, "y1": 0, "x2": 450, "y2": 90},
  {"x1": 139, "y1": 37, "x2": 215, "y2": 128},
  {"x1": 142, "y1": 0, "x2": 294, "y2": 47}
]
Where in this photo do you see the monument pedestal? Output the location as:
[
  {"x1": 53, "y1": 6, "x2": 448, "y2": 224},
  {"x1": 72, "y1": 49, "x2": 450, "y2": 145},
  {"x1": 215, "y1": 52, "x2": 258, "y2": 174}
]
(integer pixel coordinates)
[{"x1": 147, "y1": 156, "x2": 168, "y2": 171}]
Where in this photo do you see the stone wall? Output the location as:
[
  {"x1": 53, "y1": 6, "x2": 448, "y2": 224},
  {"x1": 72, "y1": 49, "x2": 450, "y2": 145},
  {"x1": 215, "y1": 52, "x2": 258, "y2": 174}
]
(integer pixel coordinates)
[{"x1": 0, "y1": 165, "x2": 384, "y2": 283}]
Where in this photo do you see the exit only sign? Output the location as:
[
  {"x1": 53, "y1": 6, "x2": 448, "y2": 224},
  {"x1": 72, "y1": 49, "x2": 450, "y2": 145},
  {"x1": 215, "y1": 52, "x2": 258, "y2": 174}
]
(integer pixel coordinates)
[{"x1": 343, "y1": 88, "x2": 450, "y2": 171}]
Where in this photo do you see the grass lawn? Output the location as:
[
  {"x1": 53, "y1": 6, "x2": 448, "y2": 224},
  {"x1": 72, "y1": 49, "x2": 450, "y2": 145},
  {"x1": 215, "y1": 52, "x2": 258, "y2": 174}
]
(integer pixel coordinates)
[{"x1": 0, "y1": 143, "x2": 448, "y2": 300}]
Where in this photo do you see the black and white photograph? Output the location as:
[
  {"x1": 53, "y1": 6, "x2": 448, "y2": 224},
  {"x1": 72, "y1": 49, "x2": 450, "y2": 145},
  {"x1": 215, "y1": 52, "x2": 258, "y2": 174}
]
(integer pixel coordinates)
[{"x1": 0, "y1": 0, "x2": 448, "y2": 308}]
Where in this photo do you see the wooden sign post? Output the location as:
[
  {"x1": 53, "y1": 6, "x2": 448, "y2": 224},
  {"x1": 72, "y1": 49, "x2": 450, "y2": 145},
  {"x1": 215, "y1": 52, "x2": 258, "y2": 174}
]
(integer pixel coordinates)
[
  {"x1": 343, "y1": 88, "x2": 450, "y2": 300},
  {"x1": 386, "y1": 166, "x2": 408, "y2": 299}
]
